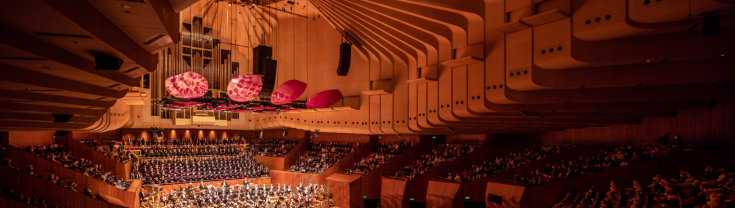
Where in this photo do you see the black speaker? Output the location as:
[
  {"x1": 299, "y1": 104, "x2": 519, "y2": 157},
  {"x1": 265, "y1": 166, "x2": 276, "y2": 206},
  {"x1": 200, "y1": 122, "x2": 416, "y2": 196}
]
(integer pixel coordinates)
[
  {"x1": 337, "y1": 43, "x2": 352, "y2": 76},
  {"x1": 264, "y1": 58, "x2": 277, "y2": 77},
  {"x1": 702, "y1": 14, "x2": 720, "y2": 36},
  {"x1": 52, "y1": 114, "x2": 73, "y2": 122},
  {"x1": 259, "y1": 76, "x2": 276, "y2": 97},
  {"x1": 56, "y1": 131, "x2": 71, "y2": 137},
  {"x1": 94, "y1": 56, "x2": 123, "y2": 70},
  {"x1": 253, "y1": 45, "x2": 273, "y2": 76},
  {"x1": 150, "y1": 130, "x2": 158, "y2": 138},
  {"x1": 156, "y1": 130, "x2": 163, "y2": 137}
]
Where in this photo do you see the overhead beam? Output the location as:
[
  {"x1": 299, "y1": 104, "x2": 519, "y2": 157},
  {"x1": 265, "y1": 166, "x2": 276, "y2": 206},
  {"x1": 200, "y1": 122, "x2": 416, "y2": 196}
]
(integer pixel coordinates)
[
  {"x1": 0, "y1": 65, "x2": 128, "y2": 99},
  {"x1": 0, "y1": 23, "x2": 141, "y2": 87},
  {"x1": 0, "y1": 102, "x2": 104, "y2": 116},
  {"x1": 0, "y1": 89, "x2": 115, "y2": 109},
  {"x1": 40, "y1": 0, "x2": 158, "y2": 72},
  {"x1": 0, "y1": 112, "x2": 98, "y2": 124}
]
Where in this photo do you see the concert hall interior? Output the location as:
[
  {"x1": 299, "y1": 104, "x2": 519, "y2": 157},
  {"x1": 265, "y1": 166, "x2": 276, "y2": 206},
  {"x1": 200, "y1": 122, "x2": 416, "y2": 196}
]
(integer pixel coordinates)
[{"x1": 1, "y1": 0, "x2": 735, "y2": 208}]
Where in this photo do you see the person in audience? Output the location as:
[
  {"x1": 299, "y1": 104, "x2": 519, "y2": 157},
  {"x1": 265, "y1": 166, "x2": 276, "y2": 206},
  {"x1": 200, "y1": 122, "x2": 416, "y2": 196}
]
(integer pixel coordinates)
[
  {"x1": 289, "y1": 142, "x2": 362, "y2": 174},
  {"x1": 395, "y1": 144, "x2": 476, "y2": 180},
  {"x1": 25, "y1": 165, "x2": 36, "y2": 176},
  {"x1": 346, "y1": 140, "x2": 411, "y2": 176},
  {"x1": 447, "y1": 145, "x2": 573, "y2": 183},
  {"x1": 140, "y1": 146, "x2": 268, "y2": 185},
  {"x1": 140, "y1": 182, "x2": 328, "y2": 208},
  {"x1": 1, "y1": 158, "x2": 19, "y2": 170},
  {"x1": 257, "y1": 139, "x2": 299, "y2": 157}
]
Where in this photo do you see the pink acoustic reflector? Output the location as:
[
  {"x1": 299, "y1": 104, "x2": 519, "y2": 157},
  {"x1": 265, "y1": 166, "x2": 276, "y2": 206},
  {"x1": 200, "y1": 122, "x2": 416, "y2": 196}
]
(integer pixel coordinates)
[
  {"x1": 165, "y1": 72, "x2": 208, "y2": 99},
  {"x1": 305, "y1": 89, "x2": 343, "y2": 108},
  {"x1": 227, "y1": 75, "x2": 263, "y2": 102},
  {"x1": 271, "y1": 80, "x2": 307, "y2": 105}
]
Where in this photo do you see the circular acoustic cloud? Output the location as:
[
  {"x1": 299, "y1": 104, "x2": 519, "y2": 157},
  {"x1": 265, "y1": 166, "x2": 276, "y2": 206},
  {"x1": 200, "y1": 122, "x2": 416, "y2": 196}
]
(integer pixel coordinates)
[
  {"x1": 271, "y1": 80, "x2": 307, "y2": 105},
  {"x1": 305, "y1": 89, "x2": 343, "y2": 108},
  {"x1": 227, "y1": 75, "x2": 263, "y2": 102},
  {"x1": 165, "y1": 72, "x2": 209, "y2": 99}
]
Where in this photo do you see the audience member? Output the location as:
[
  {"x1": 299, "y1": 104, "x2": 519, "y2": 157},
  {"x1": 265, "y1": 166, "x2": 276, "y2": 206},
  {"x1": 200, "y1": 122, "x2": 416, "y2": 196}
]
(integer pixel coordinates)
[
  {"x1": 446, "y1": 145, "x2": 573, "y2": 183},
  {"x1": 394, "y1": 144, "x2": 476, "y2": 180},
  {"x1": 257, "y1": 139, "x2": 299, "y2": 157},
  {"x1": 346, "y1": 140, "x2": 411, "y2": 175},
  {"x1": 290, "y1": 142, "x2": 362, "y2": 174}
]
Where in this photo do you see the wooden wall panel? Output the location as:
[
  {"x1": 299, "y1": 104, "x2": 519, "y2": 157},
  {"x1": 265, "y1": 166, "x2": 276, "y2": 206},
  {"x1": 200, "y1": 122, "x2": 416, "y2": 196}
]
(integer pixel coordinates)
[
  {"x1": 327, "y1": 174, "x2": 363, "y2": 208},
  {"x1": 253, "y1": 156, "x2": 287, "y2": 171},
  {"x1": 270, "y1": 170, "x2": 323, "y2": 185},
  {"x1": 446, "y1": 134, "x2": 489, "y2": 144},
  {"x1": 426, "y1": 179, "x2": 461, "y2": 208},
  {"x1": 309, "y1": 132, "x2": 370, "y2": 143},
  {"x1": 121, "y1": 129, "x2": 247, "y2": 140},
  {"x1": 7, "y1": 131, "x2": 56, "y2": 148},
  {"x1": 537, "y1": 99, "x2": 735, "y2": 146},
  {"x1": 380, "y1": 177, "x2": 407, "y2": 208},
  {"x1": 377, "y1": 134, "x2": 420, "y2": 145},
  {"x1": 485, "y1": 182, "x2": 526, "y2": 208}
]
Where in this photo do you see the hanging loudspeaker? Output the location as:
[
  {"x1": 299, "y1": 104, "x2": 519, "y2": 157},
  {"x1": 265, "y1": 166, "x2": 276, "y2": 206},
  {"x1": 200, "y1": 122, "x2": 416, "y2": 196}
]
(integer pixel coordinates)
[
  {"x1": 52, "y1": 114, "x2": 73, "y2": 123},
  {"x1": 94, "y1": 56, "x2": 123, "y2": 70},
  {"x1": 336, "y1": 43, "x2": 352, "y2": 76}
]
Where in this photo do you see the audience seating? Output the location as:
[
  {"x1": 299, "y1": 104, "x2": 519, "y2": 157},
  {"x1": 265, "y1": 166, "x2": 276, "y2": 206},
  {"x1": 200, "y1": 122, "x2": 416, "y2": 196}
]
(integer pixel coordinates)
[
  {"x1": 289, "y1": 142, "x2": 362, "y2": 174},
  {"x1": 140, "y1": 145, "x2": 268, "y2": 185},
  {"x1": 79, "y1": 139, "x2": 132, "y2": 164},
  {"x1": 25, "y1": 145, "x2": 130, "y2": 190},
  {"x1": 3, "y1": 146, "x2": 137, "y2": 207},
  {"x1": 345, "y1": 140, "x2": 411, "y2": 176},
  {"x1": 512, "y1": 145, "x2": 674, "y2": 186},
  {"x1": 445, "y1": 145, "x2": 572, "y2": 183},
  {"x1": 393, "y1": 144, "x2": 476, "y2": 180},
  {"x1": 1, "y1": 160, "x2": 131, "y2": 208},
  {"x1": 617, "y1": 166, "x2": 734, "y2": 208},
  {"x1": 257, "y1": 139, "x2": 299, "y2": 157}
]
